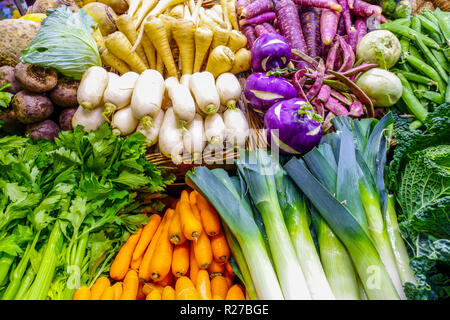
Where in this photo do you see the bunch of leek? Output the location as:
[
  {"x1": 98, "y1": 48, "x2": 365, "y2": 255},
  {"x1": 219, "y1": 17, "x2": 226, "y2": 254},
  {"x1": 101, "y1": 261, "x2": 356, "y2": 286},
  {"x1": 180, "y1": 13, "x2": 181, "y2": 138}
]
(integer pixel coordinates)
[{"x1": 285, "y1": 113, "x2": 416, "y2": 300}]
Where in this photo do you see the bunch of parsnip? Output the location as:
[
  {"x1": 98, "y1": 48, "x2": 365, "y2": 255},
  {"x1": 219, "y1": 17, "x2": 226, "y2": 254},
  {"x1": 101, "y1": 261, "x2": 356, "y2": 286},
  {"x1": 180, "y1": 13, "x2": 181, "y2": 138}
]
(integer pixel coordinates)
[{"x1": 90, "y1": 0, "x2": 251, "y2": 78}]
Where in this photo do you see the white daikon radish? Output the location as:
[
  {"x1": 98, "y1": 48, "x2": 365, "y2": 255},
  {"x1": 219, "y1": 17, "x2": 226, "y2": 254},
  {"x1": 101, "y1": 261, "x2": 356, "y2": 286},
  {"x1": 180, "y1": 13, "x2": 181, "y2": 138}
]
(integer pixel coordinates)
[
  {"x1": 77, "y1": 66, "x2": 109, "y2": 110},
  {"x1": 111, "y1": 105, "x2": 139, "y2": 136},
  {"x1": 180, "y1": 74, "x2": 191, "y2": 89},
  {"x1": 183, "y1": 113, "x2": 206, "y2": 161},
  {"x1": 165, "y1": 76, "x2": 179, "y2": 91},
  {"x1": 223, "y1": 108, "x2": 249, "y2": 147},
  {"x1": 136, "y1": 109, "x2": 165, "y2": 146},
  {"x1": 167, "y1": 82, "x2": 196, "y2": 128},
  {"x1": 204, "y1": 112, "x2": 226, "y2": 145},
  {"x1": 103, "y1": 71, "x2": 140, "y2": 121},
  {"x1": 72, "y1": 105, "x2": 106, "y2": 131},
  {"x1": 130, "y1": 69, "x2": 165, "y2": 127},
  {"x1": 216, "y1": 72, "x2": 242, "y2": 109},
  {"x1": 158, "y1": 107, "x2": 184, "y2": 163},
  {"x1": 189, "y1": 72, "x2": 220, "y2": 115}
]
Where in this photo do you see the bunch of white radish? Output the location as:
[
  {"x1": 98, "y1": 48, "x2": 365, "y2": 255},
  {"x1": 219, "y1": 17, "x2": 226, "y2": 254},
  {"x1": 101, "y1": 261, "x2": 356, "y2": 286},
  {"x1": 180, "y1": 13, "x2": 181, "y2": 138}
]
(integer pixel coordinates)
[{"x1": 75, "y1": 66, "x2": 249, "y2": 163}]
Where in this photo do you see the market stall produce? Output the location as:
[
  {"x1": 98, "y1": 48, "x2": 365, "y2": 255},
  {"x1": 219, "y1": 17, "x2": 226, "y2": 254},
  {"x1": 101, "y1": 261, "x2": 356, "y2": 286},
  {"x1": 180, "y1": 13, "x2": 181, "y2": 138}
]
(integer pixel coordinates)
[{"x1": 0, "y1": 0, "x2": 448, "y2": 301}]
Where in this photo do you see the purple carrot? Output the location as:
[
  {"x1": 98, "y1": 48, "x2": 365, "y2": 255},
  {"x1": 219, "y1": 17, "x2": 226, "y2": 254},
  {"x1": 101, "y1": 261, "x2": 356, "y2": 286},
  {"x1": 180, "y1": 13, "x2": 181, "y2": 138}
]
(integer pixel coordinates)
[
  {"x1": 262, "y1": 22, "x2": 277, "y2": 33},
  {"x1": 336, "y1": 15, "x2": 346, "y2": 36},
  {"x1": 292, "y1": 0, "x2": 342, "y2": 11},
  {"x1": 241, "y1": 0, "x2": 274, "y2": 18},
  {"x1": 301, "y1": 7, "x2": 322, "y2": 58},
  {"x1": 306, "y1": 59, "x2": 325, "y2": 100},
  {"x1": 351, "y1": 0, "x2": 382, "y2": 17},
  {"x1": 337, "y1": 0, "x2": 352, "y2": 34},
  {"x1": 293, "y1": 69, "x2": 309, "y2": 100},
  {"x1": 324, "y1": 62, "x2": 378, "y2": 79},
  {"x1": 320, "y1": 8, "x2": 340, "y2": 46},
  {"x1": 347, "y1": 0, "x2": 355, "y2": 9},
  {"x1": 330, "y1": 89, "x2": 352, "y2": 105},
  {"x1": 378, "y1": 14, "x2": 387, "y2": 23},
  {"x1": 241, "y1": 25, "x2": 257, "y2": 48},
  {"x1": 325, "y1": 96, "x2": 349, "y2": 116},
  {"x1": 327, "y1": 69, "x2": 374, "y2": 117},
  {"x1": 337, "y1": 36, "x2": 355, "y2": 72},
  {"x1": 346, "y1": 27, "x2": 358, "y2": 53},
  {"x1": 349, "y1": 100, "x2": 363, "y2": 117},
  {"x1": 326, "y1": 39, "x2": 340, "y2": 71},
  {"x1": 237, "y1": 0, "x2": 252, "y2": 15},
  {"x1": 355, "y1": 17, "x2": 367, "y2": 47},
  {"x1": 317, "y1": 84, "x2": 331, "y2": 103},
  {"x1": 240, "y1": 11, "x2": 276, "y2": 26},
  {"x1": 254, "y1": 24, "x2": 269, "y2": 37},
  {"x1": 274, "y1": 0, "x2": 309, "y2": 69}
]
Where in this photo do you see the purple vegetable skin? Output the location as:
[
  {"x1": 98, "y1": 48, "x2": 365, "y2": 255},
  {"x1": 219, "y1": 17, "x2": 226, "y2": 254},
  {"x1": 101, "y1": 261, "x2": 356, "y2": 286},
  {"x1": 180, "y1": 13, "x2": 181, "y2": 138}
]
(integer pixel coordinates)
[
  {"x1": 320, "y1": 8, "x2": 340, "y2": 46},
  {"x1": 351, "y1": 0, "x2": 382, "y2": 17},
  {"x1": 237, "y1": 0, "x2": 251, "y2": 15},
  {"x1": 274, "y1": 0, "x2": 309, "y2": 69},
  {"x1": 26, "y1": 119, "x2": 60, "y2": 141},
  {"x1": 241, "y1": 25, "x2": 257, "y2": 48},
  {"x1": 301, "y1": 7, "x2": 322, "y2": 58},
  {"x1": 336, "y1": 14, "x2": 346, "y2": 36},
  {"x1": 337, "y1": 36, "x2": 355, "y2": 72},
  {"x1": 251, "y1": 33, "x2": 292, "y2": 72},
  {"x1": 326, "y1": 39, "x2": 340, "y2": 70},
  {"x1": 317, "y1": 84, "x2": 331, "y2": 103},
  {"x1": 244, "y1": 72, "x2": 297, "y2": 112},
  {"x1": 306, "y1": 59, "x2": 325, "y2": 101},
  {"x1": 254, "y1": 24, "x2": 269, "y2": 37},
  {"x1": 355, "y1": 17, "x2": 367, "y2": 47},
  {"x1": 324, "y1": 96, "x2": 349, "y2": 116},
  {"x1": 349, "y1": 100, "x2": 363, "y2": 117},
  {"x1": 330, "y1": 89, "x2": 352, "y2": 105},
  {"x1": 337, "y1": 0, "x2": 352, "y2": 33},
  {"x1": 59, "y1": 107, "x2": 77, "y2": 131},
  {"x1": 241, "y1": 0, "x2": 274, "y2": 18},
  {"x1": 264, "y1": 98, "x2": 323, "y2": 155},
  {"x1": 347, "y1": 27, "x2": 358, "y2": 52},
  {"x1": 292, "y1": 0, "x2": 342, "y2": 11},
  {"x1": 262, "y1": 22, "x2": 277, "y2": 33},
  {"x1": 240, "y1": 11, "x2": 276, "y2": 26}
]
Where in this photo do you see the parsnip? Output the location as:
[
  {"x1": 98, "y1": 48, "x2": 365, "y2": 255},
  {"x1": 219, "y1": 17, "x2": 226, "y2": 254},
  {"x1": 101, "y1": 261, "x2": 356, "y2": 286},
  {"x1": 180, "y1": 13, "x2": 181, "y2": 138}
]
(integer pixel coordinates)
[
  {"x1": 204, "y1": 112, "x2": 226, "y2": 145},
  {"x1": 193, "y1": 27, "x2": 213, "y2": 73},
  {"x1": 111, "y1": 105, "x2": 139, "y2": 136},
  {"x1": 215, "y1": 72, "x2": 242, "y2": 109},
  {"x1": 136, "y1": 109, "x2": 165, "y2": 147},
  {"x1": 100, "y1": 48, "x2": 131, "y2": 74},
  {"x1": 127, "y1": 0, "x2": 142, "y2": 18},
  {"x1": 103, "y1": 71, "x2": 140, "y2": 121},
  {"x1": 77, "y1": 66, "x2": 109, "y2": 110},
  {"x1": 183, "y1": 113, "x2": 206, "y2": 161},
  {"x1": 205, "y1": 45, "x2": 235, "y2": 78},
  {"x1": 211, "y1": 26, "x2": 230, "y2": 49},
  {"x1": 72, "y1": 105, "x2": 106, "y2": 131},
  {"x1": 226, "y1": 30, "x2": 247, "y2": 53},
  {"x1": 223, "y1": 108, "x2": 249, "y2": 148},
  {"x1": 229, "y1": 48, "x2": 251, "y2": 74},
  {"x1": 169, "y1": 4, "x2": 184, "y2": 19},
  {"x1": 167, "y1": 81, "x2": 196, "y2": 128},
  {"x1": 189, "y1": 72, "x2": 220, "y2": 115},
  {"x1": 116, "y1": 14, "x2": 149, "y2": 68},
  {"x1": 131, "y1": 69, "x2": 166, "y2": 127},
  {"x1": 158, "y1": 107, "x2": 184, "y2": 163}
]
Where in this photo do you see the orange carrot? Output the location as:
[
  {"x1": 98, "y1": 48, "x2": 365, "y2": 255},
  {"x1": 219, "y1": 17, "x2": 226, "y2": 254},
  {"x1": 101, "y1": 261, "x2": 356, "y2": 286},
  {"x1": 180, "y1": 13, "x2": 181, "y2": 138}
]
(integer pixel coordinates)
[
  {"x1": 208, "y1": 259, "x2": 225, "y2": 278},
  {"x1": 132, "y1": 214, "x2": 162, "y2": 261},
  {"x1": 179, "y1": 198, "x2": 202, "y2": 241},
  {"x1": 130, "y1": 254, "x2": 143, "y2": 271},
  {"x1": 139, "y1": 209, "x2": 171, "y2": 281},
  {"x1": 162, "y1": 286, "x2": 176, "y2": 300},
  {"x1": 146, "y1": 289, "x2": 162, "y2": 300},
  {"x1": 100, "y1": 286, "x2": 114, "y2": 300},
  {"x1": 110, "y1": 228, "x2": 143, "y2": 280},
  {"x1": 224, "y1": 260, "x2": 235, "y2": 277},
  {"x1": 112, "y1": 282, "x2": 123, "y2": 300},
  {"x1": 189, "y1": 241, "x2": 199, "y2": 286},
  {"x1": 90, "y1": 276, "x2": 111, "y2": 300},
  {"x1": 210, "y1": 233, "x2": 230, "y2": 263},
  {"x1": 136, "y1": 280, "x2": 146, "y2": 300},
  {"x1": 193, "y1": 229, "x2": 213, "y2": 269},
  {"x1": 172, "y1": 241, "x2": 190, "y2": 277},
  {"x1": 175, "y1": 276, "x2": 200, "y2": 300},
  {"x1": 223, "y1": 268, "x2": 234, "y2": 287},
  {"x1": 142, "y1": 282, "x2": 164, "y2": 296},
  {"x1": 158, "y1": 269, "x2": 173, "y2": 286},
  {"x1": 225, "y1": 284, "x2": 246, "y2": 300},
  {"x1": 168, "y1": 202, "x2": 187, "y2": 245},
  {"x1": 120, "y1": 269, "x2": 139, "y2": 300},
  {"x1": 148, "y1": 208, "x2": 175, "y2": 281},
  {"x1": 196, "y1": 270, "x2": 212, "y2": 300},
  {"x1": 195, "y1": 192, "x2": 221, "y2": 236},
  {"x1": 180, "y1": 189, "x2": 191, "y2": 203},
  {"x1": 211, "y1": 275, "x2": 229, "y2": 300},
  {"x1": 73, "y1": 286, "x2": 91, "y2": 300}
]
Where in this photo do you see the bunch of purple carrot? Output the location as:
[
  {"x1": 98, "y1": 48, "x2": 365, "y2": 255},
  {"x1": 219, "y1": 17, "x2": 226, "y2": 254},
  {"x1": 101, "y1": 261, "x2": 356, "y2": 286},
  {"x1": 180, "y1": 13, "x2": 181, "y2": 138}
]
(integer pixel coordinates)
[{"x1": 238, "y1": 0, "x2": 387, "y2": 130}]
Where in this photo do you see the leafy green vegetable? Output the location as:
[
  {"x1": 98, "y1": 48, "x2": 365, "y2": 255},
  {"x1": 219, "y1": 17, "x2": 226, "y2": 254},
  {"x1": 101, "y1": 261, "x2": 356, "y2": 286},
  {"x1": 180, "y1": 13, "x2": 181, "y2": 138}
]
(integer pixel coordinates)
[
  {"x1": 0, "y1": 84, "x2": 13, "y2": 109},
  {"x1": 388, "y1": 103, "x2": 450, "y2": 300},
  {"x1": 21, "y1": 6, "x2": 101, "y2": 80}
]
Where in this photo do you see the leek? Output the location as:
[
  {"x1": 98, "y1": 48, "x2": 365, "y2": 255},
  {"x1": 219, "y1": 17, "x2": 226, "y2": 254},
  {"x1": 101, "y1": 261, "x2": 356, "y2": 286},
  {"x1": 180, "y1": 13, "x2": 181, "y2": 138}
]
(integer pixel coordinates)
[
  {"x1": 237, "y1": 150, "x2": 312, "y2": 300},
  {"x1": 284, "y1": 157, "x2": 400, "y2": 300},
  {"x1": 186, "y1": 166, "x2": 283, "y2": 300},
  {"x1": 311, "y1": 209, "x2": 360, "y2": 300},
  {"x1": 276, "y1": 170, "x2": 335, "y2": 300}
]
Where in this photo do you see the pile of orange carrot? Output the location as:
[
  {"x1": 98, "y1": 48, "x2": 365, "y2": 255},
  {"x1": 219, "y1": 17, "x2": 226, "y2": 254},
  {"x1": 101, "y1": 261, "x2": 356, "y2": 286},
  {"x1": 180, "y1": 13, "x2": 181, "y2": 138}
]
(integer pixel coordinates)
[{"x1": 73, "y1": 189, "x2": 246, "y2": 300}]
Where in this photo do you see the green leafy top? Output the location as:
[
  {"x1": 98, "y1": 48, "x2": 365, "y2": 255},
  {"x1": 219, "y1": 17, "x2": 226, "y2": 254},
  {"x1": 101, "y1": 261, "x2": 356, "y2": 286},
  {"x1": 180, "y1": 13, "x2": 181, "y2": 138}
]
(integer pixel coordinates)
[{"x1": 21, "y1": 5, "x2": 101, "y2": 80}]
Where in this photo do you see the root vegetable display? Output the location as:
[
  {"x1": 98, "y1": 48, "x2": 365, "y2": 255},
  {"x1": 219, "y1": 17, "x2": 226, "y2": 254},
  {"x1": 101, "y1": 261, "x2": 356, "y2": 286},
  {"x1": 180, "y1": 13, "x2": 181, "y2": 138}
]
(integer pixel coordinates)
[
  {"x1": 49, "y1": 77, "x2": 79, "y2": 108},
  {"x1": 12, "y1": 90, "x2": 54, "y2": 124},
  {"x1": 158, "y1": 107, "x2": 184, "y2": 162},
  {"x1": 183, "y1": 113, "x2": 206, "y2": 160},
  {"x1": 0, "y1": 66, "x2": 22, "y2": 94},
  {"x1": 59, "y1": 107, "x2": 77, "y2": 131},
  {"x1": 223, "y1": 108, "x2": 249, "y2": 147},
  {"x1": 26, "y1": 119, "x2": 60, "y2": 141},
  {"x1": 216, "y1": 72, "x2": 242, "y2": 109},
  {"x1": 71, "y1": 104, "x2": 106, "y2": 131},
  {"x1": 77, "y1": 66, "x2": 109, "y2": 110},
  {"x1": 204, "y1": 113, "x2": 226, "y2": 146},
  {"x1": 111, "y1": 106, "x2": 140, "y2": 136},
  {"x1": 14, "y1": 63, "x2": 58, "y2": 94},
  {"x1": 189, "y1": 72, "x2": 221, "y2": 115}
]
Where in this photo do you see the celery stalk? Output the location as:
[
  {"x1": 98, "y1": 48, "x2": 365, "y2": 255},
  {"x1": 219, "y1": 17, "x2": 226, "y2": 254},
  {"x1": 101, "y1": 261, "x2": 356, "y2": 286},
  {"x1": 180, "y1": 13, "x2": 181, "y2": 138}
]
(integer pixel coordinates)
[
  {"x1": 15, "y1": 266, "x2": 36, "y2": 300},
  {"x1": 0, "y1": 254, "x2": 14, "y2": 286}
]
